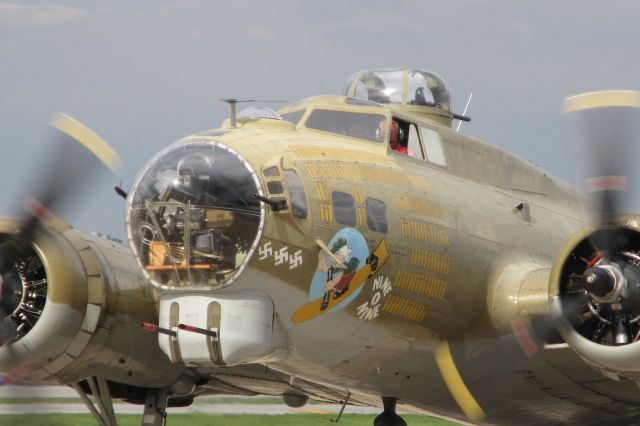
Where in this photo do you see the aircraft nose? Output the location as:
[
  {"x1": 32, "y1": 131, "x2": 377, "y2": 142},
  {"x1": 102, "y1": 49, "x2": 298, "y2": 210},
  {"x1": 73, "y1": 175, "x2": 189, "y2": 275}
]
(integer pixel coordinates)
[{"x1": 125, "y1": 139, "x2": 266, "y2": 290}]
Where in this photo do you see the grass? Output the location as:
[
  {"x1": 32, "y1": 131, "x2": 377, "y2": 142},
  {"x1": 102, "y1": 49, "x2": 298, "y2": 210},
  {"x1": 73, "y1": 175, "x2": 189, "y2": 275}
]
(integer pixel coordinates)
[{"x1": 0, "y1": 413, "x2": 458, "y2": 425}]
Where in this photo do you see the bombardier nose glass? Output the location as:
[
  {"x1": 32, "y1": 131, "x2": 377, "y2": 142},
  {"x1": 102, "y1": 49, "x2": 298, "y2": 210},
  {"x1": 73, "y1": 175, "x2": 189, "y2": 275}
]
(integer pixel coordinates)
[{"x1": 125, "y1": 141, "x2": 264, "y2": 290}]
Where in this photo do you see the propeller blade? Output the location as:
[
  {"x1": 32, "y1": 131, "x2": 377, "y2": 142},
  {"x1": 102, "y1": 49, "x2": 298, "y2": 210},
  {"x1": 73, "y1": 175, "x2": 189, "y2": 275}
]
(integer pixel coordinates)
[
  {"x1": 0, "y1": 113, "x2": 121, "y2": 275},
  {"x1": 564, "y1": 91, "x2": 640, "y2": 254}
]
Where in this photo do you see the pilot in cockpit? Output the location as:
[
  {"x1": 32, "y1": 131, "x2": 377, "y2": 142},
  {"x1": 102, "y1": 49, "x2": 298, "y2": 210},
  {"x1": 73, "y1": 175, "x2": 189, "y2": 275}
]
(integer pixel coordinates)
[
  {"x1": 389, "y1": 120, "x2": 407, "y2": 154},
  {"x1": 379, "y1": 120, "x2": 407, "y2": 154}
]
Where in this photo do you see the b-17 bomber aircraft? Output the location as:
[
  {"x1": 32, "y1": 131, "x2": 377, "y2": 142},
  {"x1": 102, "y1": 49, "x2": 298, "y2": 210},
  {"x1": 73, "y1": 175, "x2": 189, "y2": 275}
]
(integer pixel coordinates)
[{"x1": 1, "y1": 68, "x2": 640, "y2": 426}]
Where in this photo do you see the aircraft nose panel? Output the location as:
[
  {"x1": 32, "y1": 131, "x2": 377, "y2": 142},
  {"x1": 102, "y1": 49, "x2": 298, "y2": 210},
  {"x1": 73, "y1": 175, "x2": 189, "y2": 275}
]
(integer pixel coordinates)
[{"x1": 125, "y1": 140, "x2": 265, "y2": 290}]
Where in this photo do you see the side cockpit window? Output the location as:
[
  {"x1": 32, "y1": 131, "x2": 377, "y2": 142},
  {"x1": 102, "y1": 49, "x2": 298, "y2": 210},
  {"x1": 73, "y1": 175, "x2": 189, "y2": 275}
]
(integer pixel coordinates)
[
  {"x1": 366, "y1": 198, "x2": 388, "y2": 233},
  {"x1": 267, "y1": 181, "x2": 284, "y2": 195},
  {"x1": 284, "y1": 170, "x2": 308, "y2": 219},
  {"x1": 421, "y1": 127, "x2": 447, "y2": 166},
  {"x1": 331, "y1": 191, "x2": 356, "y2": 226}
]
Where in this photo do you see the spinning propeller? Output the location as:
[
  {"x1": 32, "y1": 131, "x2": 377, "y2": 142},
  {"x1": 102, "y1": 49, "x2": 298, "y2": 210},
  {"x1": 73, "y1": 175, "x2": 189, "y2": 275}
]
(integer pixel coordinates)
[
  {"x1": 0, "y1": 114, "x2": 121, "y2": 348},
  {"x1": 558, "y1": 91, "x2": 640, "y2": 346}
]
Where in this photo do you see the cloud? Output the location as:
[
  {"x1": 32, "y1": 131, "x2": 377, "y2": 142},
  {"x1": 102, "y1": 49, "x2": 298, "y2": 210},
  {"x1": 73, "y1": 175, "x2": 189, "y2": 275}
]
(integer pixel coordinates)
[{"x1": 0, "y1": 2, "x2": 89, "y2": 27}]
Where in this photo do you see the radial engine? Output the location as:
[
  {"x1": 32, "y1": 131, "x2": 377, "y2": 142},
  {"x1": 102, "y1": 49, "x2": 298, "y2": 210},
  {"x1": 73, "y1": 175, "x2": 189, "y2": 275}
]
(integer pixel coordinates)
[
  {"x1": 0, "y1": 217, "x2": 183, "y2": 388},
  {"x1": 549, "y1": 220, "x2": 640, "y2": 381}
]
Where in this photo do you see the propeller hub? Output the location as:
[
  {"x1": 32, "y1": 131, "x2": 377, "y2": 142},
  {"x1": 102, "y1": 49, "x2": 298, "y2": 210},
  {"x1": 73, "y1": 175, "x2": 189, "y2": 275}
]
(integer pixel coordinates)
[
  {"x1": 583, "y1": 263, "x2": 625, "y2": 304},
  {"x1": 583, "y1": 266, "x2": 616, "y2": 298}
]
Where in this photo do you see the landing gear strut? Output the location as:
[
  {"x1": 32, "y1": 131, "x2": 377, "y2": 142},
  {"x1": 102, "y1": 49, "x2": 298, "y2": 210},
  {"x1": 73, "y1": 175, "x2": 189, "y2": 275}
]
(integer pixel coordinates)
[
  {"x1": 374, "y1": 396, "x2": 407, "y2": 426},
  {"x1": 141, "y1": 388, "x2": 169, "y2": 426},
  {"x1": 71, "y1": 377, "x2": 118, "y2": 426},
  {"x1": 72, "y1": 379, "x2": 170, "y2": 426}
]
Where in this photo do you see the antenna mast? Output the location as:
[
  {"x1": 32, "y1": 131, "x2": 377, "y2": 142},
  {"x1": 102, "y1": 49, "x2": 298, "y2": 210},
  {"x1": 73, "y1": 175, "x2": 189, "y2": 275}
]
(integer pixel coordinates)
[{"x1": 456, "y1": 93, "x2": 473, "y2": 132}]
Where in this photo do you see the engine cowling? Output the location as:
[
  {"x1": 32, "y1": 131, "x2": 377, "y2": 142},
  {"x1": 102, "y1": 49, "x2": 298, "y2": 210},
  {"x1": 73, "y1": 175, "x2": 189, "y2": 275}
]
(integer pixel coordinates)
[
  {"x1": 549, "y1": 219, "x2": 640, "y2": 380},
  {"x1": 0, "y1": 217, "x2": 184, "y2": 387},
  {"x1": 0, "y1": 217, "x2": 98, "y2": 383}
]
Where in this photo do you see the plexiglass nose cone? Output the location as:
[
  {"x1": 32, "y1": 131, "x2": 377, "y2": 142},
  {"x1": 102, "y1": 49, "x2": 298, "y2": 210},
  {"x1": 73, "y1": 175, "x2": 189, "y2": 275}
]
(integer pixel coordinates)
[{"x1": 125, "y1": 140, "x2": 265, "y2": 290}]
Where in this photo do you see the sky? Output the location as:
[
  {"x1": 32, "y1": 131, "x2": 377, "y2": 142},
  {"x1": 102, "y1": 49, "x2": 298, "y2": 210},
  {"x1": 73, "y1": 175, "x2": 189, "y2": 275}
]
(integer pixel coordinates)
[{"x1": 1, "y1": 0, "x2": 639, "y2": 239}]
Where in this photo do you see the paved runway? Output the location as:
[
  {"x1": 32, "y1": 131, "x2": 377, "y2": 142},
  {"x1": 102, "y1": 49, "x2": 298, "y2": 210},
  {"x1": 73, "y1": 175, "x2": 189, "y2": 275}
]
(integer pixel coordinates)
[
  {"x1": 0, "y1": 402, "x2": 380, "y2": 415},
  {"x1": 0, "y1": 384, "x2": 76, "y2": 398},
  {"x1": 0, "y1": 385, "x2": 380, "y2": 416}
]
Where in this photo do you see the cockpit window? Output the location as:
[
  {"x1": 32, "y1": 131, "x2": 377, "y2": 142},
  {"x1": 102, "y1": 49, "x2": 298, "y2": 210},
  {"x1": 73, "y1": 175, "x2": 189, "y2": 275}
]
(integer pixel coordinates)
[
  {"x1": 421, "y1": 127, "x2": 447, "y2": 166},
  {"x1": 284, "y1": 170, "x2": 308, "y2": 219},
  {"x1": 304, "y1": 109, "x2": 386, "y2": 143},
  {"x1": 281, "y1": 110, "x2": 305, "y2": 125}
]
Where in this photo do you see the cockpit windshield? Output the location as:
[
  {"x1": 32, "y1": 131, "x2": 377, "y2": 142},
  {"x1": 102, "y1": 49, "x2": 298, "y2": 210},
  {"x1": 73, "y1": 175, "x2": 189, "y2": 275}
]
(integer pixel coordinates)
[
  {"x1": 345, "y1": 68, "x2": 451, "y2": 111},
  {"x1": 304, "y1": 109, "x2": 387, "y2": 143}
]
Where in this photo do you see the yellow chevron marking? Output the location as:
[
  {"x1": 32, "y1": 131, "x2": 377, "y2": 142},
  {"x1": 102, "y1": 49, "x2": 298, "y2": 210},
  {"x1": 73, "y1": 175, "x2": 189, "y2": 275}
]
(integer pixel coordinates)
[
  {"x1": 395, "y1": 270, "x2": 447, "y2": 300},
  {"x1": 382, "y1": 295, "x2": 428, "y2": 322},
  {"x1": 304, "y1": 163, "x2": 431, "y2": 193},
  {"x1": 357, "y1": 206, "x2": 366, "y2": 227},
  {"x1": 352, "y1": 185, "x2": 364, "y2": 204},
  {"x1": 409, "y1": 248, "x2": 451, "y2": 275},
  {"x1": 394, "y1": 193, "x2": 444, "y2": 221},
  {"x1": 319, "y1": 203, "x2": 333, "y2": 223},
  {"x1": 406, "y1": 175, "x2": 432, "y2": 193},
  {"x1": 290, "y1": 145, "x2": 392, "y2": 165},
  {"x1": 400, "y1": 218, "x2": 449, "y2": 246},
  {"x1": 315, "y1": 182, "x2": 329, "y2": 201}
]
